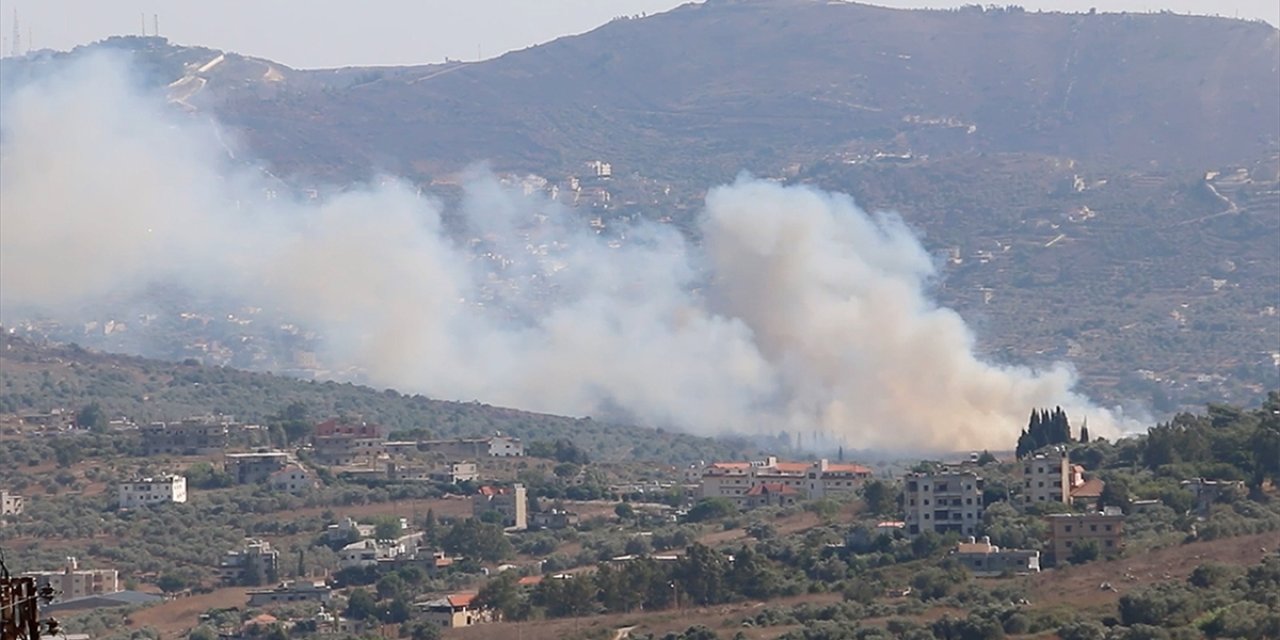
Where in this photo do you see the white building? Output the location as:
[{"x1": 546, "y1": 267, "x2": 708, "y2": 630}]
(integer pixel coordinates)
[
  {"x1": 1, "y1": 490, "x2": 23, "y2": 515},
  {"x1": 117, "y1": 474, "x2": 187, "y2": 509},
  {"x1": 268, "y1": 463, "x2": 317, "y2": 492},
  {"x1": 487, "y1": 436, "x2": 523, "y2": 457},
  {"x1": 903, "y1": 469, "x2": 985, "y2": 537}
]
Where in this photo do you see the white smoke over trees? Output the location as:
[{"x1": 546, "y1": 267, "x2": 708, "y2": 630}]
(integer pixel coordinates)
[{"x1": 0, "y1": 53, "x2": 1138, "y2": 453}]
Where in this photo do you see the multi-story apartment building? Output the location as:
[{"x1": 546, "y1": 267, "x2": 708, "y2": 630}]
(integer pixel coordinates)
[
  {"x1": 217, "y1": 539, "x2": 280, "y2": 585},
  {"x1": 224, "y1": 451, "x2": 291, "y2": 484},
  {"x1": 1020, "y1": 449, "x2": 1074, "y2": 505},
  {"x1": 696, "y1": 457, "x2": 872, "y2": 507},
  {"x1": 313, "y1": 419, "x2": 385, "y2": 466},
  {"x1": 1, "y1": 490, "x2": 23, "y2": 515},
  {"x1": 472, "y1": 484, "x2": 527, "y2": 531},
  {"x1": 117, "y1": 474, "x2": 187, "y2": 509},
  {"x1": 140, "y1": 416, "x2": 233, "y2": 456},
  {"x1": 23, "y1": 558, "x2": 119, "y2": 602},
  {"x1": 903, "y1": 469, "x2": 985, "y2": 537},
  {"x1": 1045, "y1": 509, "x2": 1125, "y2": 564}
]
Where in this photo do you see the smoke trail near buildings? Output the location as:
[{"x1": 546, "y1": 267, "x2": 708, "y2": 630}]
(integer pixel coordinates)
[{"x1": 0, "y1": 53, "x2": 1138, "y2": 452}]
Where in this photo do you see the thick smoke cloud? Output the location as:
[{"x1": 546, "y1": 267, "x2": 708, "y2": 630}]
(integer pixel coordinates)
[{"x1": 0, "y1": 54, "x2": 1138, "y2": 453}]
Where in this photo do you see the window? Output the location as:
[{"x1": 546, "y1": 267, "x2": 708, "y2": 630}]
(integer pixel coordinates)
[
  {"x1": 1065, "y1": 525, "x2": 1073, "y2": 532},
  {"x1": 1090, "y1": 524, "x2": 1097, "y2": 532},
  {"x1": 1024, "y1": 467, "x2": 1032, "y2": 474},
  {"x1": 1105, "y1": 525, "x2": 1113, "y2": 532},
  {"x1": 1105, "y1": 540, "x2": 1114, "y2": 548},
  {"x1": 966, "y1": 498, "x2": 973, "y2": 505},
  {"x1": 1065, "y1": 541, "x2": 1073, "y2": 548},
  {"x1": 924, "y1": 514, "x2": 930, "y2": 520},
  {"x1": 924, "y1": 499, "x2": 930, "y2": 506},
  {"x1": 1038, "y1": 481, "x2": 1045, "y2": 488},
  {"x1": 936, "y1": 483, "x2": 949, "y2": 492}
]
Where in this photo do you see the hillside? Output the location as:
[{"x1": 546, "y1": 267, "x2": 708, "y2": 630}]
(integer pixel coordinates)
[
  {"x1": 0, "y1": 332, "x2": 752, "y2": 464},
  {"x1": 1, "y1": 1, "x2": 1277, "y2": 412}
]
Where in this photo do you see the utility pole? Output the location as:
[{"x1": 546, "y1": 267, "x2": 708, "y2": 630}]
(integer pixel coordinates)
[{"x1": 0, "y1": 552, "x2": 59, "y2": 640}]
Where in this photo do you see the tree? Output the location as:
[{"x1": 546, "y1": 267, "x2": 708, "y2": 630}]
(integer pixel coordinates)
[
  {"x1": 1097, "y1": 477, "x2": 1131, "y2": 513},
  {"x1": 475, "y1": 572, "x2": 522, "y2": 620},
  {"x1": 976, "y1": 450, "x2": 998, "y2": 466},
  {"x1": 157, "y1": 573, "x2": 188, "y2": 594},
  {"x1": 1080, "y1": 424, "x2": 1090, "y2": 443},
  {"x1": 441, "y1": 519, "x2": 514, "y2": 562},
  {"x1": 861, "y1": 479, "x2": 894, "y2": 515},
  {"x1": 345, "y1": 588, "x2": 378, "y2": 620},
  {"x1": 188, "y1": 626, "x2": 218, "y2": 640},
  {"x1": 75, "y1": 403, "x2": 106, "y2": 431},
  {"x1": 686, "y1": 498, "x2": 736, "y2": 523},
  {"x1": 615, "y1": 503, "x2": 635, "y2": 520},
  {"x1": 373, "y1": 516, "x2": 402, "y2": 541},
  {"x1": 1068, "y1": 539, "x2": 1099, "y2": 564}
]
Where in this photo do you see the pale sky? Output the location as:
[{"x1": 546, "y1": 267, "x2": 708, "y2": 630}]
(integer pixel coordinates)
[{"x1": 0, "y1": 0, "x2": 1275, "y2": 69}]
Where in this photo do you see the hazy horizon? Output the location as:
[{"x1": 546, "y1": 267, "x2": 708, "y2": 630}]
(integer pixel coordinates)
[{"x1": 0, "y1": 0, "x2": 1275, "y2": 69}]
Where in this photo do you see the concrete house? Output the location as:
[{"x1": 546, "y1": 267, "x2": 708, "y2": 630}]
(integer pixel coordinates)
[
  {"x1": 903, "y1": 469, "x2": 985, "y2": 537},
  {"x1": 117, "y1": 474, "x2": 187, "y2": 509},
  {"x1": 472, "y1": 484, "x2": 528, "y2": 531},
  {"x1": 950, "y1": 537, "x2": 1040, "y2": 577}
]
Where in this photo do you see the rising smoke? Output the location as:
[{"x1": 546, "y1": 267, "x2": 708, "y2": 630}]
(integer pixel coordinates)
[{"x1": 0, "y1": 53, "x2": 1138, "y2": 453}]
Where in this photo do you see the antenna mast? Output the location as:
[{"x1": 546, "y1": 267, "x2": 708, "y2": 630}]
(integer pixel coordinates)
[{"x1": 153, "y1": 14, "x2": 159, "y2": 37}]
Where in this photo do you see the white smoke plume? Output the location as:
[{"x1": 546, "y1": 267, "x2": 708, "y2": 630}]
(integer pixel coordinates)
[{"x1": 0, "y1": 53, "x2": 1139, "y2": 453}]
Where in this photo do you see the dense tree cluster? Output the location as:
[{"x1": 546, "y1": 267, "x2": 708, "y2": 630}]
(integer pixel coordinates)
[{"x1": 1015, "y1": 406, "x2": 1073, "y2": 459}]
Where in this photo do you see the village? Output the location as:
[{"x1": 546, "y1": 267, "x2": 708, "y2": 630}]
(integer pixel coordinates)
[{"x1": 2, "y1": 406, "x2": 1266, "y2": 640}]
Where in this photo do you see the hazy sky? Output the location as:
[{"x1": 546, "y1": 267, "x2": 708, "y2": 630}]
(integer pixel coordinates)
[{"x1": 0, "y1": 0, "x2": 1275, "y2": 68}]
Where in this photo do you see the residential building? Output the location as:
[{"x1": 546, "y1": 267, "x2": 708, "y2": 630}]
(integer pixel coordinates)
[
  {"x1": 386, "y1": 461, "x2": 478, "y2": 483},
  {"x1": 313, "y1": 419, "x2": 385, "y2": 467},
  {"x1": 246, "y1": 581, "x2": 333, "y2": 607},
  {"x1": 139, "y1": 416, "x2": 233, "y2": 455},
  {"x1": 486, "y1": 435, "x2": 523, "y2": 457},
  {"x1": 324, "y1": 517, "x2": 376, "y2": 544},
  {"x1": 950, "y1": 537, "x2": 1040, "y2": 577},
  {"x1": 1045, "y1": 508, "x2": 1125, "y2": 564},
  {"x1": 744, "y1": 483, "x2": 801, "y2": 509},
  {"x1": 903, "y1": 469, "x2": 985, "y2": 537},
  {"x1": 530, "y1": 509, "x2": 579, "y2": 530},
  {"x1": 23, "y1": 558, "x2": 119, "y2": 602},
  {"x1": 217, "y1": 539, "x2": 280, "y2": 585},
  {"x1": 432, "y1": 461, "x2": 479, "y2": 483},
  {"x1": 1019, "y1": 449, "x2": 1075, "y2": 505},
  {"x1": 1, "y1": 490, "x2": 23, "y2": 515},
  {"x1": 472, "y1": 484, "x2": 527, "y2": 531},
  {"x1": 117, "y1": 474, "x2": 186, "y2": 509},
  {"x1": 224, "y1": 451, "x2": 290, "y2": 484},
  {"x1": 1181, "y1": 478, "x2": 1247, "y2": 516},
  {"x1": 1019, "y1": 449, "x2": 1102, "y2": 508},
  {"x1": 268, "y1": 463, "x2": 317, "y2": 492},
  {"x1": 338, "y1": 533, "x2": 424, "y2": 569},
  {"x1": 418, "y1": 593, "x2": 492, "y2": 628},
  {"x1": 696, "y1": 456, "x2": 872, "y2": 505},
  {"x1": 418, "y1": 435, "x2": 523, "y2": 458}
]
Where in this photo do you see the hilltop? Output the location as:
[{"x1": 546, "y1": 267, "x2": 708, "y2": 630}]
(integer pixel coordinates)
[
  {"x1": 1, "y1": 1, "x2": 1277, "y2": 411},
  {"x1": 0, "y1": 332, "x2": 753, "y2": 465}
]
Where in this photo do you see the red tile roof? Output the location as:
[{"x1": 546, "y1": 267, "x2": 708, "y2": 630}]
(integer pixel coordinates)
[
  {"x1": 1070, "y1": 478, "x2": 1105, "y2": 498},
  {"x1": 447, "y1": 593, "x2": 477, "y2": 608},
  {"x1": 826, "y1": 463, "x2": 872, "y2": 474},
  {"x1": 745, "y1": 482, "x2": 801, "y2": 496},
  {"x1": 516, "y1": 575, "x2": 543, "y2": 586}
]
